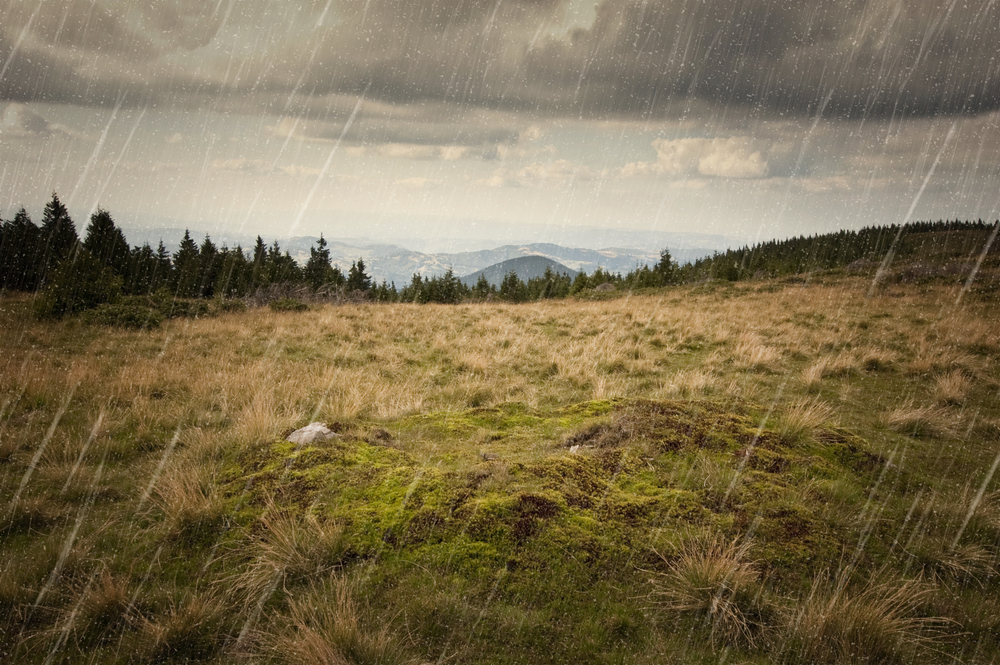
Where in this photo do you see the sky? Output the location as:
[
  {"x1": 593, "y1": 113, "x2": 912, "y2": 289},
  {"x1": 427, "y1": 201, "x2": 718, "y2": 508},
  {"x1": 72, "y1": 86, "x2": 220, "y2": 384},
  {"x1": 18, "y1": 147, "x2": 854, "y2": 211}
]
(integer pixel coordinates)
[{"x1": 1, "y1": 0, "x2": 1000, "y2": 251}]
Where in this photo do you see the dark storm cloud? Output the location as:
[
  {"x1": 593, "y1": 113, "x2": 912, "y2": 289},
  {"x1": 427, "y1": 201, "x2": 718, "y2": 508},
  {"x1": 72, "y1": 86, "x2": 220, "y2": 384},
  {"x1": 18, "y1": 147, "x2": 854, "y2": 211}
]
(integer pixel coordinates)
[{"x1": 1, "y1": 0, "x2": 998, "y2": 121}]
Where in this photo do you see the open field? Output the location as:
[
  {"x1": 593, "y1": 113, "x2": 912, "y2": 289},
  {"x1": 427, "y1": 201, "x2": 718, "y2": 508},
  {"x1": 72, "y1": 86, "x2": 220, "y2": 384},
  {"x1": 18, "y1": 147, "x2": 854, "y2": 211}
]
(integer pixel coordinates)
[{"x1": 2, "y1": 274, "x2": 1000, "y2": 664}]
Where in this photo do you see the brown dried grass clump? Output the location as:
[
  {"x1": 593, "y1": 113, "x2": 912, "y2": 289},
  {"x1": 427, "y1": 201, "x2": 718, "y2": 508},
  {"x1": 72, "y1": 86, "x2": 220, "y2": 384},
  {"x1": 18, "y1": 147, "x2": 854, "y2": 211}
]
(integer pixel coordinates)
[
  {"x1": 268, "y1": 576, "x2": 417, "y2": 665},
  {"x1": 934, "y1": 370, "x2": 972, "y2": 406},
  {"x1": 230, "y1": 507, "x2": 349, "y2": 612},
  {"x1": 781, "y1": 575, "x2": 950, "y2": 664},
  {"x1": 884, "y1": 403, "x2": 959, "y2": 439},
  {"x1": 777, "y1": 398, "x2": 835, "y2": 445},
  {"x1": 150, "y1": 465, "x2": 227, "y2": 546},
  {"x1": 649, "y1": 535, "x2": 769, "y2": 649}
]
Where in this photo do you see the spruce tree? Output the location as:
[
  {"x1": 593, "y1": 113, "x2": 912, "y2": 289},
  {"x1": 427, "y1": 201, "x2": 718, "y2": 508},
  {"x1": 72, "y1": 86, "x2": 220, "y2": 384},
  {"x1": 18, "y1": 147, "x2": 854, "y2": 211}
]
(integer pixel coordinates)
[
  {"x1": 172, "y1": 230, "x2": 201, "y2": 297},
  {"x1": 37, "y1": 193, "x2": 79, "y2": 287},
  {"x1": 83, "y1": 208, "x2": 130, "y2": 277},
  {"x1": 346, "y1": 256, "x2": 372, "y2": 292},
  {"x1": 304, "y1": 235, "x2": 335, "y2": 290},
  {"x1": 0, "y1": 208, "x2": 41, "y2": 291}
]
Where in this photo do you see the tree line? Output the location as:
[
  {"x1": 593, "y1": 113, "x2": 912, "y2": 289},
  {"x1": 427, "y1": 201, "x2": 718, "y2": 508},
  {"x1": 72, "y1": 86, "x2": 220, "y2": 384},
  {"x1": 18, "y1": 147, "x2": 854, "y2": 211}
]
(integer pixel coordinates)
[{"x1": 1, "y1": 194, "x2": 995, "y2": 318}]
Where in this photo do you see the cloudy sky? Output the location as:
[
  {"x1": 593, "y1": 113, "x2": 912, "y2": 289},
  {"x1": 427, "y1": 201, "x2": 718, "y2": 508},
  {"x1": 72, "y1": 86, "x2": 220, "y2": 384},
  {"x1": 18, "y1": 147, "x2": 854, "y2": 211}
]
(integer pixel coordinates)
[{"x1": 1, "y1": 0, "x2": 999, "y2": 250}]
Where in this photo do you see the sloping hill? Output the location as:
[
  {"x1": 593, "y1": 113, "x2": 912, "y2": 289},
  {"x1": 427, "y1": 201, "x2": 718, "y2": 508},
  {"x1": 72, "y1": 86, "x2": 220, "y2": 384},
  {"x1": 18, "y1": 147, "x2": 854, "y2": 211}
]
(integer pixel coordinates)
[{"x1": 461, "y1": 255, "x2": 577, "y2": 287}]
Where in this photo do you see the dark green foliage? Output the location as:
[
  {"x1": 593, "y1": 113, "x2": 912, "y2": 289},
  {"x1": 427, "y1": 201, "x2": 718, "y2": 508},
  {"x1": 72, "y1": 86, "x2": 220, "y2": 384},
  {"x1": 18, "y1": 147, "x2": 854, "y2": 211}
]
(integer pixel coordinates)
[
  {"x1": 0, "y1": 207, "x2": 41, "y2": 291},
  {"x1": 171, "y1": 230, "x2": 201, "y2": 298},
  {"x1": 400, "y1": 269, "x2": 470, "y2": 303},
  {"x1": 126, "y1": 241, "x2": 173, "y2": 295},
  {"x1": 472, "y1": 273, "x2": 494, "y2": 300},
  {"x1": 372, "y1": 280, "x2": 398, "y2": 302},
  {"x1": 304, "y1": 234, "x2": 336, "y2": 290},
  {"x1": 83, "y1": 209, "x2": 130, "y2": 278},
  {"x1": 526, "y1": 266, "x2": 573, "y2": 299},
  {"x1": 270, "y1": 297, "x2": 309, "y2": 312},
  {"x1": 37, "y1": 193, "x2": 79, "y2": 287},
  {"x1": 347, "y1": 256, "x2": 372, "y2": 292},
  {"x1": 196, "y1": 235, "x2": 219, "y2": 298},
  {"x1": 499, "y1": 271, "x2": 528, "y2": 302},
  {"x1": 83, "y1": 302, "x2": 164, "y2": 329},
  {"x1": 34, "y1": 247, "x2": 122, "y2": 319}
]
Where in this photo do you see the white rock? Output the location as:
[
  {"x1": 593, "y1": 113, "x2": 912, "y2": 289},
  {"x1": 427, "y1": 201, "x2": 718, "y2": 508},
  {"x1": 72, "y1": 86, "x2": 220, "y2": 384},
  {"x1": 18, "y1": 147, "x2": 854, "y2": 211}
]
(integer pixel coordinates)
[{"x1": 287, "y1": 422, "x2": 338, "y2": 444}]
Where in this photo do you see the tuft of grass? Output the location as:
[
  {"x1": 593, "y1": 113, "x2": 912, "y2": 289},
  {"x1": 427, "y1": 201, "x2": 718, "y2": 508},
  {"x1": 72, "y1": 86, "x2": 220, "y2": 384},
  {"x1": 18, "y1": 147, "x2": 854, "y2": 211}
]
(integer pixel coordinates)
[
  {"x1": 150, "y1": 465, "x2": 227, "y2": 546},
  {"x1": 649, "y1": 535, "x2": 769, "y2": 649},
  {"x1": 934, "y1": 370, "x2": 972, "y2": 406},
  {"x1": 732, "y1": 332, "x2": 783, "y2": 373},
  {"x1": 231, "y1": 506, "x2": 349, "y2": 610},
  {"x1": 777, "y1": 398, "x2": 835, "y2": 445},
  {"x1": 139, "y1": 592, "x2": 230, "y2": 663},
  {"x1": 884, "y1": 402, "x2": 958, "y2": 439},
  {"x1": 781, "y1": 574, "x2": 950, "y2": 664},
  {"x1": 268, "y1": 575, "x2": 417, "y2": 665}
]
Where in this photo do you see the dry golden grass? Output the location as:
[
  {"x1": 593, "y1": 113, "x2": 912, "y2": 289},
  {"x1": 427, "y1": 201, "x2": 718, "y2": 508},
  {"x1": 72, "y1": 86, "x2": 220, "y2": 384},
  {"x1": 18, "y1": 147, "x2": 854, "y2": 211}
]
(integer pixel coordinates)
[
  {"x1": 884, "y1": 402, "x2": 959, "y2": 439},
  {"x1": 149, "y1": 463, "x2": 226, "y2": 545},
  {"x1": 782, "y1": 574, "x2": 950, "y2": 664},
  {"x1": 650, "y1": 535, "x2": 766, "y2": 648},
  {"x1": 777, "y1": 398, "x2": 835, "y2": 445},
  {"x1": 934, "y1": 370, "x2": 972, "y2": 405},
  {"x1": 268, "y1": 575, "x2": 417, "y2": 665}
]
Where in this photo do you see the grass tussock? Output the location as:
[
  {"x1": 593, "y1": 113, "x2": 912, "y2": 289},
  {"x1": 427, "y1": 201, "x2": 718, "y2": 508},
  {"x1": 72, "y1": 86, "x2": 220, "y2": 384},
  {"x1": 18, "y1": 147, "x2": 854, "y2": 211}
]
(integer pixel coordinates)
[
  {"x1": 777, "y1": 398, "x2": 835, "y2": 445},
  {"x1": 231, "y1": 506, "x2": 349, "y2": 610},
  {"x1": 781, "y1": 575, "x2": 950, "y2": 665},
  {"x1": 267, "y1": 575, "x2": 418, "y2": 665},
  {"x1": 139, "y1": 592, "x2": 230, "y2": 663},
  {"x1": 934, "y1": 370, "x2": 972, "y2": 405},
  {"x1": 649, "y1": 535, "x2": 769, "y2": 649},
  {"x1": 150, "y1": 465, "x2": 227, "y2": 546},
  {"x1": 884, "y1": 402, "x2": 959, "y2": 439}
]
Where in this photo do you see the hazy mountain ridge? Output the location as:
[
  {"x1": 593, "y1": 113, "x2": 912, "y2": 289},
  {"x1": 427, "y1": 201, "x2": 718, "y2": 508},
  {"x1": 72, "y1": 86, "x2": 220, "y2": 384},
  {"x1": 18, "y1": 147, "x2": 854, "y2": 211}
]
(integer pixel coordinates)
[
  {"x1": 460, "y1": 256, "x2": 578, "y2": 287},
  {"x1": 119, "y1": 227, "x2": 722, "y2": 286}
]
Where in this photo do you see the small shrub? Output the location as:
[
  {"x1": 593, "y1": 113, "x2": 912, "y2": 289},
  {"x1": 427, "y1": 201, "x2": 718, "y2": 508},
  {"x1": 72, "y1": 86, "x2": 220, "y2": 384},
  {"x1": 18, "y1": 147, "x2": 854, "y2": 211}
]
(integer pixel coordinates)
[
  {"x1": 215, "y1": 298, "x2": 248, "y2": 314},
  {"x1": 270, "y1": 298, "x2": 309, "y2": 312},
  {"x1": 82, "y1": 303, "x2": 163, "y2": 329},
  {"x1": 164, "y1": 298, "x2": 212, "y2": 319},
  {"x1": 34, "y1": 249, "x2": 122, "y2": 319}
]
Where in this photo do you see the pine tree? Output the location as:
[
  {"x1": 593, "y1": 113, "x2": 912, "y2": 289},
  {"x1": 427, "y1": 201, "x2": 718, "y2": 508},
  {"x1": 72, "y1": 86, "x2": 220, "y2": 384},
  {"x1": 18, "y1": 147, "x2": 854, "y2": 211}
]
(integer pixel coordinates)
[
  {"x1": 346, "y1": 256, "x2": 372, "y2": 292},
  {"x1": 37, "y1": 193, "x2": 79, "y2": 287},
  {"x1": 304, "y1": 235, "x2": 335, "y2": 290},
  {"x1": 197, "y1": 235, "x2": 219, "y2": 297},
  {"x1": 0, "y1": 208, "x2": 41, "y2": 291},
  {"x1": 472, "y1": 273, "x2": 493, "y2": 300},
  {"x1": 83, "y1": 208, "x2": 130, "y2": 277},
  {"x1": 172, "y1": 230, "x2": 201, "y2": 297}
]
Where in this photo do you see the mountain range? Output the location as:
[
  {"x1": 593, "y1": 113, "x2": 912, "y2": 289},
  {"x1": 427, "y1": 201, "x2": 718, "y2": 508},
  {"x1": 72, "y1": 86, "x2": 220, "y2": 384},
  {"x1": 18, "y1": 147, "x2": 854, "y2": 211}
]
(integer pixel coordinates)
[
  {"x1": 119, "y1": 227, "x2": 728, "y2": 287},
  {"x1": 460, "y1": 256, "x2": 578, "y2": 287}
]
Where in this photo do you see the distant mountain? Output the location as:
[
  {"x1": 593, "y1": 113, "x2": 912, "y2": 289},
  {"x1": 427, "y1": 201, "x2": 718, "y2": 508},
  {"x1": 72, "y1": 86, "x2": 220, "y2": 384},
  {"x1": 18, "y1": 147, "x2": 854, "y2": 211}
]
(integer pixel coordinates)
[
  {"x1": 461, "y1": 257, "x2": 578, "y2": 287},
  {"x1": 119, "y1": 227, "x2": 719, "y2": 286}
]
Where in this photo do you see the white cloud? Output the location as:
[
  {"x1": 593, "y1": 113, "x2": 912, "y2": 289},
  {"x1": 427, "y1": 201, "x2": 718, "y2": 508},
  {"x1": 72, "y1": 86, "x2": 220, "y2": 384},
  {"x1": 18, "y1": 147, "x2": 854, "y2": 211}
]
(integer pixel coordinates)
[
  {"x1": 621, "y1": 137, "x2": 769, "y2": 180},
  {"x1": 479, "y1": 159, "x2": 600, "y2": 188},
  {"x1": 396, "y1": 177, "x2": 442, "y2": 189}
]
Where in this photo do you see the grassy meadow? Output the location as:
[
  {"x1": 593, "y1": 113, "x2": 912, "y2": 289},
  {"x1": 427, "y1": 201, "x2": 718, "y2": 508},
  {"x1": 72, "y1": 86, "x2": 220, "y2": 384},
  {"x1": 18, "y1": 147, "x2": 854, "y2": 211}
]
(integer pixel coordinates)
[{"x1": 2, "y1": 273, "x2": 1000, "y2": 664}]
